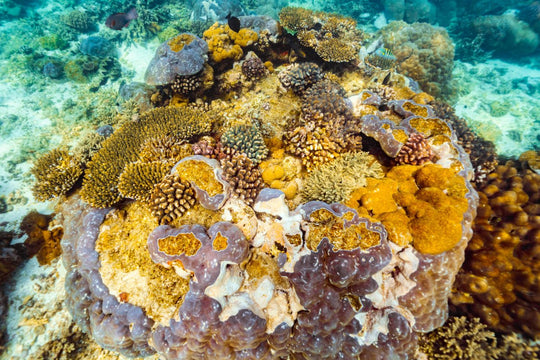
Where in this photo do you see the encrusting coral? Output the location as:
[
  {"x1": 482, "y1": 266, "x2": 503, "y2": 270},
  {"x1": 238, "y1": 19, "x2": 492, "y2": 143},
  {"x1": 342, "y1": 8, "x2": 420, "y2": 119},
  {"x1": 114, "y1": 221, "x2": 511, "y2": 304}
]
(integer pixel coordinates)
[
  {"x1": 31, "y1": 148, "x2": 83, "y2": 201},
  {"x1": 80, "y1": 106, "x2": 211, "y2": 208}
]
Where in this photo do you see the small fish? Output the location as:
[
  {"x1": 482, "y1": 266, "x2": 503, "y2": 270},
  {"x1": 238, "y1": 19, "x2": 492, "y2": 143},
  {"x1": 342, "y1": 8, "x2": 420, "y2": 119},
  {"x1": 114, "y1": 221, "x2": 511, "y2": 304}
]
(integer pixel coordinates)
[
  {"x1": 226, "y1": 13, "x2": 241, "y2": 33},
  {"x1": 106, "y1": 7, "x2": 138, "y2": 30}
]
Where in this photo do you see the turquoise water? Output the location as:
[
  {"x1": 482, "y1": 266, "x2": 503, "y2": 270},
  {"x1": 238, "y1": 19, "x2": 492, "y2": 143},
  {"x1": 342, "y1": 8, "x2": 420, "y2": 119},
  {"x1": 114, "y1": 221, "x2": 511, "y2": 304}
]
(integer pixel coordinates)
[{"x1": 0, "y1": 0, "x2": 539, "y2": 359}]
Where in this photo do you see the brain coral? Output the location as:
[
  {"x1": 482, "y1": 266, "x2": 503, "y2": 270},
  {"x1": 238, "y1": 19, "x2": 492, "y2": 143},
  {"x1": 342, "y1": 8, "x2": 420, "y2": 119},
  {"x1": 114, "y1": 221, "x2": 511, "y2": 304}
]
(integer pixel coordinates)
[
  {"x1": 379, "y1": 21, "x2": 454, "y2": 97},
  {"x1": 51, "y1": 13, "x2": 481, "y2": 359}
]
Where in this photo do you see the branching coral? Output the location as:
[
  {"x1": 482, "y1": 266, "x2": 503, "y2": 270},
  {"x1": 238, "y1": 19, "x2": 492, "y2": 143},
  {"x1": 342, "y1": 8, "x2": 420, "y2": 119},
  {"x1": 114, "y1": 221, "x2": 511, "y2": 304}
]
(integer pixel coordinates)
[
  {"x1": 118, "y1": 161, "x2": 170, "y2": 203},
  {"x1": 149, "y1": 173, "x2": 196, "y2": 224},
  {"x1": 394, "y1": 132, "x2": 435, "y2": 165},
  {"x1": 220, "y1": 153, "x2": 264, "y2": 205},
  {"x1": 221, "y1": 124, "x2": 268, "y2": 165},
  {"x1": 31, "y1": 149, "x2": 83, "y2": 201},
  {"x1": 303, "y1": 151, "x2": 384, "y2": 203},
  {"x1": 80, "y1": 107, "x2": 211, "y2": 208},
  {"x1": 278, "y1": 62, "x2": 324, "y2": 95}
]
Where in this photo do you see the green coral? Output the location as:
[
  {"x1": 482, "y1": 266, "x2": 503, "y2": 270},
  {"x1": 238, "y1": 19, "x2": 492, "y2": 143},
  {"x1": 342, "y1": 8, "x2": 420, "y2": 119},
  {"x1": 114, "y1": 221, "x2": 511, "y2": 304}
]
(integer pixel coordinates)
[
  {"x1": 80, "y1": 106, "x2": 212, "y2": 208},
  {"x1": 31, "y1": 149, "x2": 83, "y2": 201},
  {"x1": 302, "y1": 151, "x2": 383, "y2": 203},
  {"x1": 39, "y1": 34, "x2": 68, "y2": 51},
  {"x1": 221, "y1": 124, "x2": 268, "y2": 165},
  {"x1": 118, "y1": 161, "x2": 171, "y2": 203}
]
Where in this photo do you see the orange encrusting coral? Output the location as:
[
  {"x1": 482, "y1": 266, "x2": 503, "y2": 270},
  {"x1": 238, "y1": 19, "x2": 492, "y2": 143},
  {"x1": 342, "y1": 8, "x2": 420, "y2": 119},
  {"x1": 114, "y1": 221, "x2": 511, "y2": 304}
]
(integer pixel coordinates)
[
  {"x1": 347, "y1": 164, "x2": 469, "y2": 254},
  {"x1": 203, "y1": 23, "x2": 258, "y2": 63}
]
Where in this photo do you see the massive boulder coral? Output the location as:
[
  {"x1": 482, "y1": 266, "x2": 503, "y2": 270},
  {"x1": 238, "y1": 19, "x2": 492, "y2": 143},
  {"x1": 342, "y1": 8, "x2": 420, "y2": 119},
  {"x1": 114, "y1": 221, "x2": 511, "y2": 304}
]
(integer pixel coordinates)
[
  {"x1": 451, "y1": 160, "x2": 540, "y2": 339},
  {"x1": 50, "y1": 13, "x2": 483, "y2": 359},
  {"x1": 378, "y1": 21, "x2": 455, "y2": 97}
]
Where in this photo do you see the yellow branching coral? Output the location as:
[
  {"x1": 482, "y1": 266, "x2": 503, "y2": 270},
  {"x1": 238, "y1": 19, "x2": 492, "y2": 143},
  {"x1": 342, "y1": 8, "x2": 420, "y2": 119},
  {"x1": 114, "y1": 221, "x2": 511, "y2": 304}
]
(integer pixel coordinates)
[
  {"x1": 31, "y1": 148, "x2": 83, "y2": 201},
  {"x1": 302, "y1": 151, "x2": 384, "y2": 203},
  {"x1": 80, "y1": 107, "x2": 211, "y2": 208},
  {"x1": 118, "y1": 161, "x2": 171, "y2": 203},
  {"x1": 203, "y1": 23, "x2": 258, "y2": 63}
]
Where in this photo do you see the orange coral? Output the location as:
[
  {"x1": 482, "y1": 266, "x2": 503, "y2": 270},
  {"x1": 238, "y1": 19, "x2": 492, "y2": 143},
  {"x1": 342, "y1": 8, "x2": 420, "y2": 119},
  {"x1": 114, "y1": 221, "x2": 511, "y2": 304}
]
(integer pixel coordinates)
[{"x1": 203, "y1": 23, "x2": 258, "y2": 63}]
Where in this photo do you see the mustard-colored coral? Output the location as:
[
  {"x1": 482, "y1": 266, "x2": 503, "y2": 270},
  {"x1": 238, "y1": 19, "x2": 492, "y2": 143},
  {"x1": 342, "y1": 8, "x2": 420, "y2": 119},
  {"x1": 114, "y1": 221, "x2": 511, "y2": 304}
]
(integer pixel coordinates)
[
  {"x1": 203, "y1": 23, "x2": 258, "y2": 63},
  {"x1": 347, "y1": 164, "x2": 469, "y2": 253},
  {"x1": 31, "y1": 148, "x2": 83, "y2": 201},
  {"x1": 80, "y1": 107, "x2": 211, "y2": 208},
  {"x1": 167, "y1": 33, "x2": 195, "y2": 52},
  {"x1": 302, "y1": 151, "x2": 384, "y2": 204},
  {"x1": 118, "y1": 161, "x2": 170, "y2": 203}
]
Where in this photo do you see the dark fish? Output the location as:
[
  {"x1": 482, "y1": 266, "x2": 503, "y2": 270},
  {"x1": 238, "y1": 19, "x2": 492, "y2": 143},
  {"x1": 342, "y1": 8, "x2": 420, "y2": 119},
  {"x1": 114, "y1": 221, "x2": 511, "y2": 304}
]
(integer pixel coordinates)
[
  {"x1": 106, "y1": 7, "x2": 138, "y2": 30},
  {"x1": 226, "y1": 13, "x2": 241, "y2": 33}
]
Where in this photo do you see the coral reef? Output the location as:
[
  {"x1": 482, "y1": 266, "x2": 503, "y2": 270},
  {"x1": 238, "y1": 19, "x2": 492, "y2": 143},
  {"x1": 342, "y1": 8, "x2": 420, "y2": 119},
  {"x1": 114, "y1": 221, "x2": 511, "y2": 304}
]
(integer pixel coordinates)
[
  {"x1": 31, "y1": 148, "x2": 83, "y2": 202},
  {"x1": 61, "y1": 10, "x2": 92, "y2": 32},
  {"x1": 33, "y1": 10, "x2": 486, "y2": 359},
  {"x1": 451, "y1": 160, "x2": 540, "y2": 339},
  {"x1": 279, "y1": 7, "x2": 366, "y2": 63},
  {"x1": 20, "y1": 211, "x2": 63, "y2": 266},
  {"x1": 80, "y1": 36, "x2": 114, "y2": 58},
  {"x1": 379, "y1": 21, "x2": 455, "y2": 97},
  {"x1": 80, "y1": 106, "x2": 211, "y2": 208}
]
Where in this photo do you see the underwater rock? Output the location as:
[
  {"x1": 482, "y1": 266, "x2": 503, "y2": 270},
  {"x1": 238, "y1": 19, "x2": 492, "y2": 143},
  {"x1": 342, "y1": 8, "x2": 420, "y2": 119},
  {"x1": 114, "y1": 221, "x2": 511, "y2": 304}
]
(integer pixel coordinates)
[
  {"x1": 144, "y1": 34, "x2": 208, "y2": 86},
  {"x1": 80, "y1": 36, "x2": 115, "y2": 58},
  {"x1": 42, "y1": 62, "x2": 63, "y2": 79}
]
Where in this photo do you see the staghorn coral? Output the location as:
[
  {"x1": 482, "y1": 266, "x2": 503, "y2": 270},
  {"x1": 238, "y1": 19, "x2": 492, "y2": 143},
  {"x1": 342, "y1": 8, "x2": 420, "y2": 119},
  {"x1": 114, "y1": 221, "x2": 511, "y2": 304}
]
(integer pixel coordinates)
[
  {"x1": 203, "y1": 23, "x2": 258, "y2": 63},
  {"x1": 221, "y1": 124, "x2": 268, "y2": 165},
  {"x1": 117, "y1": 161, "x2": 171, "y2": 203},
  {"x1": 149, "y1": 173, "x2": 196, "y2": 224},
  {"x1": 394, "y1": 132, "x2": 435, "y2": 165},
  {"x1": 80, "y1": 106, "x2": 211, "y2": 208},
  {"x1": 220, "y1": 153, "x2": 264, "y2": 205},
  {"x1": 303, "y1": 151, "x2": 384, "y2": 203},
  {"x1": 379, "y1": 21, "x2": 454, "y2": 97},
  {"x1": 279, "y1": 7, "x2": 366, "y2": 63},
  {"x1": 31, "y1": 149, "x2": 83, "y2": 201},
  {"x1": 451, "y1": 160, "x2": 540, "y2": 339}
]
